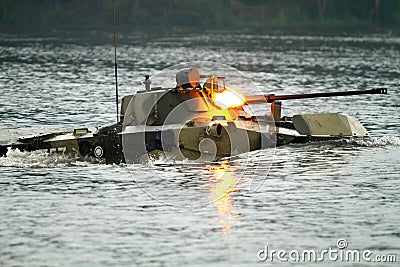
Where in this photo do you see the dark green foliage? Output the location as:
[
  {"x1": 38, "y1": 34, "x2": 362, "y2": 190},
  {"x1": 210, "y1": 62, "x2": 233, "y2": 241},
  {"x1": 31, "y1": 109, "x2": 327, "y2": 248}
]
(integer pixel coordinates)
[{"x1": 0, "y1": 0, "x2": 399, "y2": 31}]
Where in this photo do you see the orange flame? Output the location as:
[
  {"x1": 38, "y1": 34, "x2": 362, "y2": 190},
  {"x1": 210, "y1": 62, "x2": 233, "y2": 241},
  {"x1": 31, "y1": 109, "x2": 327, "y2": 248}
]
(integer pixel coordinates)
[{"x1": 213, "y1": 88, "x2": 246, "y2": 109}]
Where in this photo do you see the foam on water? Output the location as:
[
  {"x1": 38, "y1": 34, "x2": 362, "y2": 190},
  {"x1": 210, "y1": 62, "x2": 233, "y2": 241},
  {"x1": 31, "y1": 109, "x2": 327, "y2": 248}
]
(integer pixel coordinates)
[
  {"x1": 337, "y1": 135, "x2": 400, "y2": 147},
  {"x1": 0, "y1": 148, "x2": 84, "y2": 168}
]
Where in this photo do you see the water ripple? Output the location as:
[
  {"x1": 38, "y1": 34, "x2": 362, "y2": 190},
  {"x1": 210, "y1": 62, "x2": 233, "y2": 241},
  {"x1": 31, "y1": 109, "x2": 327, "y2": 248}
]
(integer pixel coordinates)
[{"x1": 0, "y1": 32, "x2": 399, "y2": 266}]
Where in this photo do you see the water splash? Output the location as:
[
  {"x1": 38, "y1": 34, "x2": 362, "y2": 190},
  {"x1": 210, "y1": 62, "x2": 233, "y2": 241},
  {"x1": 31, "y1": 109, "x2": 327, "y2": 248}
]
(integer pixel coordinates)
[
  {"x1": 338, "y1": 136, "x2": 400, "y2": 147},
  {"x1": 0, "y1": 148, "x2": 81, "y2": 168}
]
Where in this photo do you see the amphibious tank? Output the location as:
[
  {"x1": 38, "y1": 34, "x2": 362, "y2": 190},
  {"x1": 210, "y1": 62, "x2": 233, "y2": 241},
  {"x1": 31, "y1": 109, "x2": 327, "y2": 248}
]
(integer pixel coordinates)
[{"x1": 0, "y1": 67, "x2": 388, "y2": 164}]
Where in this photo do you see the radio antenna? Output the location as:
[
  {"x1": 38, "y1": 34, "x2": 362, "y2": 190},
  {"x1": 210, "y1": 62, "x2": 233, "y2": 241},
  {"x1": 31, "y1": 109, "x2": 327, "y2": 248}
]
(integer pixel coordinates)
[{"x1": 113, "y1": 0, "x2": 119, "y2": 123}]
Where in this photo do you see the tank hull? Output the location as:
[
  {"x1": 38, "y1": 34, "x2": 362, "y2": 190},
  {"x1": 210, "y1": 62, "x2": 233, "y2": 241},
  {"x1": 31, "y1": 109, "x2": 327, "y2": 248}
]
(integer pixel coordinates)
[{"x1": 0, "y1": 113, "x2": 370, "y2": 164}]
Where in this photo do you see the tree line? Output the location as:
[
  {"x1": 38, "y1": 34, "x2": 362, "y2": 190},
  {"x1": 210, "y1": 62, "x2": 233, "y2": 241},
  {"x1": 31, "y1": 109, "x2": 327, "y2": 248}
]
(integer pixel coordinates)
[{"x1": 1, "y1": 0, "x2": 399, "y2": 30}]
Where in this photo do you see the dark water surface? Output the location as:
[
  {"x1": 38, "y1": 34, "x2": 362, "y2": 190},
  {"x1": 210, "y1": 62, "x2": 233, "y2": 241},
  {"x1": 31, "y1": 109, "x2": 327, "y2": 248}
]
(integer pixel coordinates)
[{"x1": 0, "y1": 31, "x2": 399, "y2": 266}]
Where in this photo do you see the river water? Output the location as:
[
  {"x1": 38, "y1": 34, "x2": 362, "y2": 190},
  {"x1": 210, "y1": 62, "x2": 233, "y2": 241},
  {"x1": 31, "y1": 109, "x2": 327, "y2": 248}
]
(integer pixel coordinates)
[{"x1": 0, "y1": 31, "x2": 399, "y2": 266}]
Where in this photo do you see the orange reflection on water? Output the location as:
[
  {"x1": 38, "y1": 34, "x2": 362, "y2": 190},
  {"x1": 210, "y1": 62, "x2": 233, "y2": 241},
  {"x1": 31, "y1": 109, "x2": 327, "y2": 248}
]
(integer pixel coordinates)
[{"x1": 208, "y1": 160, "x2": 240, "y2": 234}]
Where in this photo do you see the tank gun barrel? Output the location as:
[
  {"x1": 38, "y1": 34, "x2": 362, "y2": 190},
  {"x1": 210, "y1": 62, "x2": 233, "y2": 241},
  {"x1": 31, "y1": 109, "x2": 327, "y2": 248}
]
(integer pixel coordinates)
[{"x1": 246, "y1": 88, "x2": 387, "y2": 104}]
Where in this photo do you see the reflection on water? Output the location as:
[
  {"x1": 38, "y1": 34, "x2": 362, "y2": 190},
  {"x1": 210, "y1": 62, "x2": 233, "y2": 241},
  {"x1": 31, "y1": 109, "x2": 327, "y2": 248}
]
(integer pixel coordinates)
[{"x1": 208, "y1": 160, "x2": 239, "y2": 234}]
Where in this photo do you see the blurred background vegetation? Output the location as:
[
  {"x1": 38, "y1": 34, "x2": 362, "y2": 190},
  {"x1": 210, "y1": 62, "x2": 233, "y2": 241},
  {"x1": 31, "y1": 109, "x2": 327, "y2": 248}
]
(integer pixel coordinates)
[{"x1": 1, "y1": 0, "x2": 399, "y2": 32}]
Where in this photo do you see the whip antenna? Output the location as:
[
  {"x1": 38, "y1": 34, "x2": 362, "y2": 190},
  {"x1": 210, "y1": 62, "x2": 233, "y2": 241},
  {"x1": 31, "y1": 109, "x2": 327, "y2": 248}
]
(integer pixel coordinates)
[{"x1": 113, "y1": 0, "x2": 119, "y2": 123}]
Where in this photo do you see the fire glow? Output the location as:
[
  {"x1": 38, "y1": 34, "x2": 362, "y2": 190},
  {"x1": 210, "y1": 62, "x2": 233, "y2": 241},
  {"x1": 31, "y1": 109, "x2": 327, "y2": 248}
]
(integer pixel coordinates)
[{"x1": 213, "y1": 88, "x2": 246, "y2": 109}]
